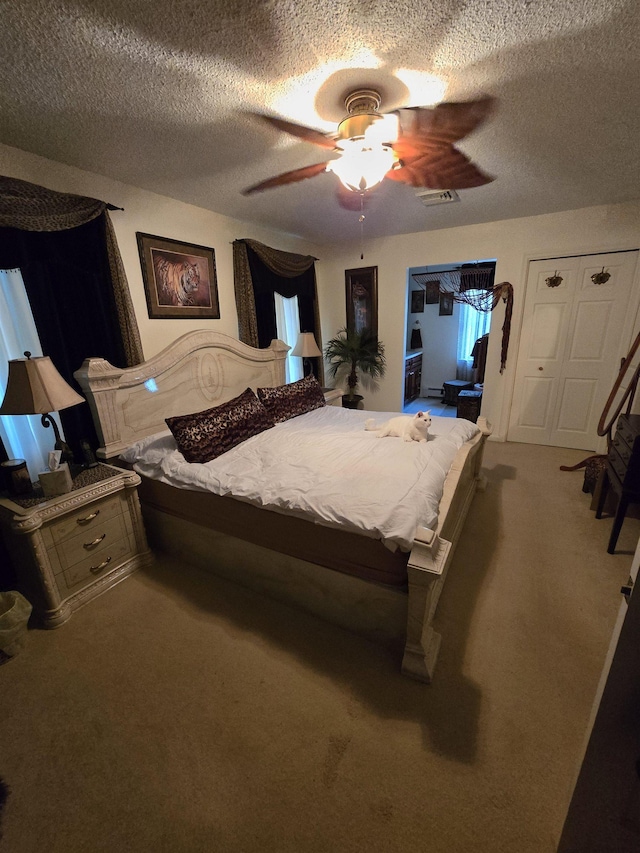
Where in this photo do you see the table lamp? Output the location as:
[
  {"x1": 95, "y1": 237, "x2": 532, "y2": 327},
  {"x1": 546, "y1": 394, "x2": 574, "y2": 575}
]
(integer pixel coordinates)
[
  {"x1": 290, "y1": 332, "x2": 322, "y2": 377},
  {"x1": 0, "y1": 351, "x2": 85, "y2": 465}
]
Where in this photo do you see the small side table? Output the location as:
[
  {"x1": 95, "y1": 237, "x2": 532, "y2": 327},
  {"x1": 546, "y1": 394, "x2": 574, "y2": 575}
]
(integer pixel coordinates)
[
  {"x1": 443, "y1": 380, "x2": 473, "y2": 407},
  {"x1": 0, "y1": 463, "x2": 153, "y2": 627},
  {"x1": 457, "y1": 390, "x2": 483, "y2": 423}
]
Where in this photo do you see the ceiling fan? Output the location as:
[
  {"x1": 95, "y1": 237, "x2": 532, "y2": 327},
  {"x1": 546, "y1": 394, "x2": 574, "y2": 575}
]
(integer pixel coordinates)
[{"x1": 242, "y1": 89, "x2": 496, "y2": 205}]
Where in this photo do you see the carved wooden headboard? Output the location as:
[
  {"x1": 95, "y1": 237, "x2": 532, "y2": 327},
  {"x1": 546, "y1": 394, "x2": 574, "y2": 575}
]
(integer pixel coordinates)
[{"x1": 74, "y1": 330, "x2": 289, "y2": 460}]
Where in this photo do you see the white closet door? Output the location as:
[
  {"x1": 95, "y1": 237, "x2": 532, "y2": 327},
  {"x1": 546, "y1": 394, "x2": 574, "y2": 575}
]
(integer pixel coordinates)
[{"x1": 508, "y1": 251, "x2": 639, "y2": 450}]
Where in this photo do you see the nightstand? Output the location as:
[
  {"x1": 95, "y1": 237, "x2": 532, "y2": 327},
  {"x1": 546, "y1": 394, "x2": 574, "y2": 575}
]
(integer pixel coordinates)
[{"x1": 0, "y1": 463, "x2": 152, "y2": 627}]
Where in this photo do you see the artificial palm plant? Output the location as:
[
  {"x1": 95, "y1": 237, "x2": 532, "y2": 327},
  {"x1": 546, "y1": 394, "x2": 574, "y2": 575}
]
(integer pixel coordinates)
[{"x1": 324, "y1": 327, "x2": 386, "y2": 406}]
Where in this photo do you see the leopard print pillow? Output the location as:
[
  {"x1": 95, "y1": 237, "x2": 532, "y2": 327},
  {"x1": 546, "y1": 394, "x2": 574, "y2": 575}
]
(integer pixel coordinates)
[
  {"x1": 257, "y1": 374, "x2": 326, "y2": 424},
  {"x1": 165, "y1": 387, "x2": 274, "y2": 463}
]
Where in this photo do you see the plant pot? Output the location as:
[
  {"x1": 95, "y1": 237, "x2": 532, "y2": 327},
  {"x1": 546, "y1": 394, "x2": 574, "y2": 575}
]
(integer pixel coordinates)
[{"x1": 342, "y1": 394, "x2": 363, "y2": 409}]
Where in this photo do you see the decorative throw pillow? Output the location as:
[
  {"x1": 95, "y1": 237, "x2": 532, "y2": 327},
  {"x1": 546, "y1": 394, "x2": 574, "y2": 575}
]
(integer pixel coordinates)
[
  {"x1": 257, "y1": 374, "x2": 326, "y2": 424},
  {"x1": 165, "y1": 387, "x2": 274, "y2": 463}
]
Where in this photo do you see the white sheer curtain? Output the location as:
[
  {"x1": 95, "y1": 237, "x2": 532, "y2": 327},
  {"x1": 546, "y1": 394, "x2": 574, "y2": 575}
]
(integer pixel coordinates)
[
  {"x1": 0, "y1": 268, "x2": 54, "y2": 477},
  {"x1": 457, "y1": 294, "x2": 491, "y2": 383},
  {"x1": 274, "y1": 292, "x2": 303, "y2": 384}
]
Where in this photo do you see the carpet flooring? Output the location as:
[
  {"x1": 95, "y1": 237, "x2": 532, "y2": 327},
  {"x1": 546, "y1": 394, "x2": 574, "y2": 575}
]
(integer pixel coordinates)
[{"x1": 1, "y1": 441, "x2": 638, "y2": 852}]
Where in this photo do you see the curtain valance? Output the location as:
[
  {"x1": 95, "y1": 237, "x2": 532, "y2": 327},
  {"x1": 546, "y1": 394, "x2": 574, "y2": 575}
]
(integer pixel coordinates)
[{"x1": 412, "y1": 263, "x2": 513, "y2": 374}]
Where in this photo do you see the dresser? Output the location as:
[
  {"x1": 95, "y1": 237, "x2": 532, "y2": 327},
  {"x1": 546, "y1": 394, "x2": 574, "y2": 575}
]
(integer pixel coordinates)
[
  {"x1": 404, "y1": 352, "x2": 423, "y2": 404},
  {"x1": 0, "y1": 463, "x2": 152, "y2": 627},
  {"x1": 595, "y1": 414, "x2": 640, "y2": 554}
]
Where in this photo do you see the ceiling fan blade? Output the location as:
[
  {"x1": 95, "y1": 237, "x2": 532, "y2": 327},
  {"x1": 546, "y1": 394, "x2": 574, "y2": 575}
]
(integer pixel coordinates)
[
  {"x1": 248, "y1": 113, "x2": 337, "y2": 150},
  {"x1": 386, "y1": 145, "x2": 494, "y2": 190},
  {"x1": 242, "y1": 161, "x2": 330, "y2": 195},
  {"x1": 394, "y1": 96, "x2": 495, "y2": 147}
]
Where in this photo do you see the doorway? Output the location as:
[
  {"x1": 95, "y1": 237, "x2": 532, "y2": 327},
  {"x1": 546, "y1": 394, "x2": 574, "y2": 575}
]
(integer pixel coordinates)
[
  {"x1": 404, "y1": 260, "x2": 495, "y2": 417},
  {"x1": 508, "y1": 250, "x2": 639, "y2": 450}
]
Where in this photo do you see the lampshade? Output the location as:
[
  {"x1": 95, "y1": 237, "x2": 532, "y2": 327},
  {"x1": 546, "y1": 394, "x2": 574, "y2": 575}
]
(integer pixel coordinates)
[
  {"x1": 0, "y1": 354, "x2": 85, "y2": 415},
  {"x1": 290, "y1": 333, "x2": 322, "y2": 359}
]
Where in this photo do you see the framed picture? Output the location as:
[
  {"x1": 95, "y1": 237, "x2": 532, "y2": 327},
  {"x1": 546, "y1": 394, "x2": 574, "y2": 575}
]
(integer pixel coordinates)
[
  {"x1": 410, "y1": 290, "x2": 425, "y2": 313},
  {"x1": 136, "y1": 232, "x2": 220, "y2": 320},
  {"x1": 439, "y1": 291, "x2": 454, "y2": 316},
  {"x1": 346, "y1": 266, "x2": 378, "y2": 339},
  {"x1": 425, "y1": 280, "x2": 440, "y2": 304}
]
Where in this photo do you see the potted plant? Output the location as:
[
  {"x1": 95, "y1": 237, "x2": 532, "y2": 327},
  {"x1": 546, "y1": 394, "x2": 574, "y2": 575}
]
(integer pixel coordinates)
[{"x1": 324, "y1": 327, "x2": 386, "y2": 408}]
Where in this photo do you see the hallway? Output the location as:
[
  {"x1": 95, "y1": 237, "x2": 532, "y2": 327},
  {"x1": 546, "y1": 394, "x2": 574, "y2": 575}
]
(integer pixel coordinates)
[{"x1": 403, "y1": 396, "x2": 457, "y2": 417}]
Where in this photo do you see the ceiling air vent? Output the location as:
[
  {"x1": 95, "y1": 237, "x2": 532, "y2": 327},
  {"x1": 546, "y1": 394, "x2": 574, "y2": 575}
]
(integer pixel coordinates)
[{"x1": 415, "y1": 189, "x2": 460, "y2": 207}]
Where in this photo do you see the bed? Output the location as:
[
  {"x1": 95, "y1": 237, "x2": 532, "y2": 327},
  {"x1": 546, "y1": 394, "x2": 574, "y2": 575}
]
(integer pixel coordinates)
[{"x1": 74, "y1": 330, "x2": 491, "y2": 682}]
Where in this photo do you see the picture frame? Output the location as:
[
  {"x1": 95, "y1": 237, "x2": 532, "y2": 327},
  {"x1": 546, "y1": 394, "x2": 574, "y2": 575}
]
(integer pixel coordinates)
[
  {"x1": 410, "y1": 290, "x2": 425, "y2": 313},
  {"x1": 425, "y1": 280, "x2": 440, "y2": 304},
  {"x1": 439, "y1": 291, "x2": 454, "y2": 316},
  {"x1": 136, "y1": 232, "x2": 220, "y2": 320},
  {"x1": 345, "y1": 266, "x2": 378, "y2": 339}
]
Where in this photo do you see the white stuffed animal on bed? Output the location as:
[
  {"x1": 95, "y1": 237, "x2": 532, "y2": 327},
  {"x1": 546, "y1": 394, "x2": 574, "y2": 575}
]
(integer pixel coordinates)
[{"x1": 364, "y1": 411, "x2": 432, "y2": 442}]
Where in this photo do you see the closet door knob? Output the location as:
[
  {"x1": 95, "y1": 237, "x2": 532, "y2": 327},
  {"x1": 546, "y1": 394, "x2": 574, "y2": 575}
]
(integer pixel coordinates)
[{"x1": 538, "y1": 367, "x2": 544, "y2": 371}]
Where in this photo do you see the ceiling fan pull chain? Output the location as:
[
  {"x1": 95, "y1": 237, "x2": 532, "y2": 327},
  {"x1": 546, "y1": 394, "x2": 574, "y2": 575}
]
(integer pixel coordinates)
[{"x1": 359, "y1": 193, "x2": 365, "y2": 260}]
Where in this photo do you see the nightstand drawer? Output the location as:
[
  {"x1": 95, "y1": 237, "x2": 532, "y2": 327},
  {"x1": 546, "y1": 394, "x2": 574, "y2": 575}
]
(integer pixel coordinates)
[
  {"x1": 616, "y1": 415, "x2": 638, "y2": 448},
  {"x1": 55, "y1": 513, "x2": 128, "y2": 570},
  {"x1": 608, "y1": 446, "x2": 628, "y2": 484},
  {"x1": 60, "y1": 537, "x2": 134, "y2": 591},
  {"x1": 48, "y1": 493, "x2": 124, "y2": 544},
  {"x1": 611, "y1": 434, "x2": 632, "y2": 465}
]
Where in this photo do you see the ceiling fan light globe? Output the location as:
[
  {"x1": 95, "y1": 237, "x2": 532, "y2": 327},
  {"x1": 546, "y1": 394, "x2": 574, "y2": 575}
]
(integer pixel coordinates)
[
  {"x1": 328, "y1": 140, "x2": 397, "y2": 193},
  {"x1": 365, "y1": 113, "x2": 399, "y2": 145}
]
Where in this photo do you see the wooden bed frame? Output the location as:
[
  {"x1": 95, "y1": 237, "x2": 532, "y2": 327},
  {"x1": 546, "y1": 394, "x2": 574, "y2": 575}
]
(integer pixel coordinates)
[{"x1": 75, "y1": 330, "x2": 491, "y2": 682}]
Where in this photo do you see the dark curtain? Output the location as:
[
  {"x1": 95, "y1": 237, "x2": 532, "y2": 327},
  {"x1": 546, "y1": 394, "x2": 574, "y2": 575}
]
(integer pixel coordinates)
[
  {"x1": 0, "y1": 175, "x2": 143, "y2": 459},
  {"x1": 246, "y1": 244, "x2": 317, "y2": 348},
  {"x1": 233, "y1": 238, "x2": 323, "y2": 383},
  {"x1": 0, "y1": 216, "x2": 129, "y2": 457}
]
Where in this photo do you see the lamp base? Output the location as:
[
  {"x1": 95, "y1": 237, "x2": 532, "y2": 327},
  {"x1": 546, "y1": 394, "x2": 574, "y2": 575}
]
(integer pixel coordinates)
[{"x1": 41, "y1": 413, "x2": 74, "y2": 465}]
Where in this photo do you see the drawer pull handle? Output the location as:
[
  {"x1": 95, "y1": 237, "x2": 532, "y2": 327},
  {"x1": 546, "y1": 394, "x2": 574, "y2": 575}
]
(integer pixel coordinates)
[
  {"x1": 89, "y1": 556, "x2": 112, "y2": 575},
  {"x1": 77, "y1": 510, "x2": 100, "y2": 524},
  {"x1": 84, "y1": 533, "x2": 106, "y2": 549}
]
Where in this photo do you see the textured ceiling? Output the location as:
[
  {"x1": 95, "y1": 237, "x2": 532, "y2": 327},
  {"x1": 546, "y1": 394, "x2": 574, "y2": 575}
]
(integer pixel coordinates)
[{"x1": 1, "y1": 0, "x2": 639, "y2": 243}]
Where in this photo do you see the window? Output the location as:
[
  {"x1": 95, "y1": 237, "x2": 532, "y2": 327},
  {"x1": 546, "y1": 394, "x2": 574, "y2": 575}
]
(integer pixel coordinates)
[
  {"x1": 274, "y1": 292, "x2": 303, "y2": 383},
  {"x1": 457, "y1": 294, "x2": 491, "y2": 381},
  {"x1": 0, "y1": 268, "x2": 61, "y2": 477}
]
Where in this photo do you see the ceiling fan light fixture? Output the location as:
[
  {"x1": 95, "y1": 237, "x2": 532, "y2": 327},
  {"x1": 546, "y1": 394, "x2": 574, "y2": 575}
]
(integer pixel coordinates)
[
  {"x1": 329, "y1": 94, "x2": 399, "y2": 192},
  {"x1": 327, "y1": 139, "x2": 397, "y2": 192}
]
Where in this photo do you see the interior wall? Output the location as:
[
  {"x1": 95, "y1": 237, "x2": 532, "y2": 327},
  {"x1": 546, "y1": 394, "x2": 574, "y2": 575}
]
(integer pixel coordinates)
[
  {"x1": 0, "y1": 144, "x2": 322, "y2": 362},
  {"x1": 316, "y1": 201, "x2": 640, "y2": 440},
  {"x1": 2, "y1": 141, "x2": 639, "y2": 444}
]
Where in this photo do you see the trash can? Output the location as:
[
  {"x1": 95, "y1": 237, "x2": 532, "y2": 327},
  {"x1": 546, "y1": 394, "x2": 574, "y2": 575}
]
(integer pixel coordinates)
[{"x1": 0, "y1": 591, "x2": 32, "y2": 662}]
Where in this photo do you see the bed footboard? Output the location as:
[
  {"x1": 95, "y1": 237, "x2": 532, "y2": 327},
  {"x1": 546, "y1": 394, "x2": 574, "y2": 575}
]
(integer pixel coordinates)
[
  {"x1": 403, "y1": 417, "x2": 491, "y2": 682},
  {"x1": 402, "y1": 528, "x2": 451, "y2": 681}
]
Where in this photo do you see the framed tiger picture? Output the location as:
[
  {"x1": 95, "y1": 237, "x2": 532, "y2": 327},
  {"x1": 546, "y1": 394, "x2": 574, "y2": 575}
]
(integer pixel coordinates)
[{"x1": 136, "y1": 233, "x2": 220, "y2": 320}]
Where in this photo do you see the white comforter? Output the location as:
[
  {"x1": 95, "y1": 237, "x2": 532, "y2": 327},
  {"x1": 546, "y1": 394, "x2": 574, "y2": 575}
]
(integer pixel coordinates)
[{"x1": 121, "y1": 406, "x2": 479, "y2": 553}]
